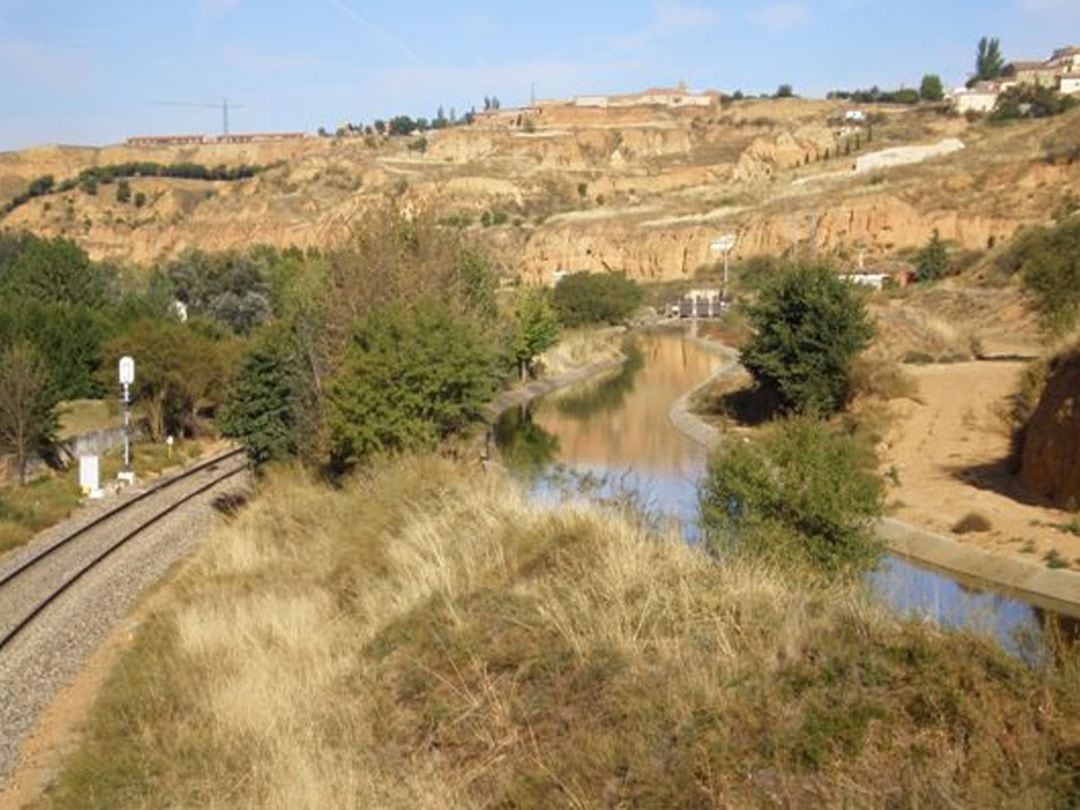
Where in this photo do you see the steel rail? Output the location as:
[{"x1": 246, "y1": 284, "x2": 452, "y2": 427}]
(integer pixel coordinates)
[
  {"x1": 0, "y1": 453, "x2": 248, "y2": 652},
  {"x1": 0, "y1": 448, "x2": 245, "y2": 591}
]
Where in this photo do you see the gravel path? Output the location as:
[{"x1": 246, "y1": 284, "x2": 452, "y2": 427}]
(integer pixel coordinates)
[{"x1": 0, "y1": 461, "x2": 251, "y2": 789}]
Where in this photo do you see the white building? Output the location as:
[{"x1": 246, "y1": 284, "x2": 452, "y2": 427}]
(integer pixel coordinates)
[
  {"x1": 1060, "y1": 74, "x2": 1080, "y2": 95},
  {"x1": 573, "y1": 85, "x2": 715, "y2": 109},
  {"x1": 951, "y1": 82, "x2": 1002, "y2": 114}
]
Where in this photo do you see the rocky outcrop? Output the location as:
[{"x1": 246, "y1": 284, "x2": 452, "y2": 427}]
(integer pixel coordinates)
[{"x1": 1021, "y1": 348, "x2": 1080, "y2": 509}]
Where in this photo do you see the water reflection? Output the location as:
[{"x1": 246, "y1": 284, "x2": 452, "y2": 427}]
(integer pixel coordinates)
[
  {"x1": 554, "y1": 341, "x2": 645, "y2": 419},
  {"x1": 492, "y1": 405, "x2": 560, "y2": 481},
  {"x1": 494, "y1": 329, "x2": 1072, "y2": 656}
]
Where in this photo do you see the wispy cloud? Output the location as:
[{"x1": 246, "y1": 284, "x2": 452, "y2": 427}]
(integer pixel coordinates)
[
  {"x1": 748, "y1": 2, "x2": 811, "y2": 30},
  {"x1": 0, "y1": 38, "x2": 94, "y2": 92},
  {"x1": 317, "y1": 0, "x2": 429, "y2": 67},
  {"x1": 609, "y1": 0, "x2": 720, "y2": 52}
]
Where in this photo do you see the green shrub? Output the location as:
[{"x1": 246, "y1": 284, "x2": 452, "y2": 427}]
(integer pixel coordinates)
[
  {"x1": 700, "y1": 417, "x2": 884, "y2": 577},
  {"x1": 551, "y1": 271, "x2": 644, "y2": 327},
  {"x1": 741, "y1": 262, "x2": 875, "y2": 415},
  {"x1": 220, "y1": 330, "x2": 304, "y2": 465},
  {"x1": 1003, "y1": 218, "x2": 1080, "y2": 335},
  {"x1": 328, "y1": 301, "x2": 500, "y2": 467},
  {"x1": 1043, "y1": 549, "x2": 1069, "y2": 569}
]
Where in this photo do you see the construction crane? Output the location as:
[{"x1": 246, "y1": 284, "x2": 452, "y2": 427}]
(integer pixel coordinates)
[{"x1": 142, "y1": 98, "x2": 245, "y2": 135}]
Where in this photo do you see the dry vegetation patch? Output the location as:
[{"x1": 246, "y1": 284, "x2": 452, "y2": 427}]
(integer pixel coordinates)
[{"x1": 47, "y1": 458, "x2": 1080, "y2": 808}]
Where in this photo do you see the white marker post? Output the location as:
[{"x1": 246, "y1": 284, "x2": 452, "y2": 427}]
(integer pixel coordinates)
[
  {"x1": 118, "y1": 356, "x2": 135, "y2": 485},
  {"x1": 709, "y1": 233, "x2": 737, "y2": 305}
]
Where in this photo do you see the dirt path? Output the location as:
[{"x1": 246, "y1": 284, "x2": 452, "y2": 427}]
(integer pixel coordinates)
[{"x1": 881, "y1": 361, "x2": 1080, "y2": 570}]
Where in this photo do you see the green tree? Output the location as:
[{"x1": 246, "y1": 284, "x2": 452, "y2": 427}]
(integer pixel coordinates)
[
  {"x1": 159, "y1": 249, "x2": 272, "y2": 335},
  {"x1": 915, "y1": 229, "x2": 949, "y2": 282},
  {"x1": 220, "y1": 331, "x2": 301, "y2": 465},
  {"x1": 0, "y1": 236, "x2": 112, "y2": 308},
  {"x1": 512, "y1": 287, "x2": 560, "y2": 380},
  {"x1": 919, "y1": 74, "x2": 944, "y2": 102},
  {"x1": 328, "y1": 302, "x2": 500, "y2": 466},
  {"x1": 775, "y1": 84, "x2": 795, "y2": 98},
  {"x1": 116, "y1": 179, "x2": 132, "y2": 203},
  {"x1": 134, "y1": 191, "x2": 147, "y2": 208},
  {"x1": 741, "y1": 263, "x2": 875, "y2": 415},
  {"x1": 0, "y1": 301, "x2": 114, "y2": 400},
  {"x1": 0, "y1": 342, "x2": 58, "y2": 486},
  {"x1": 974, "y1": 36, "x2": 1004, "y2": 83},
  {"x1": 388, "y1": 116, "x2": 418, "y2": 136},
  {"x1": 99, "y1": 319, "x2": 237, "y2": 440},
  {"x1": 700, "y1": 417, "x2": 883, "y2": 577},
  {"x1": 551, "y1": 272, "x2": 644, "y2": 327}
]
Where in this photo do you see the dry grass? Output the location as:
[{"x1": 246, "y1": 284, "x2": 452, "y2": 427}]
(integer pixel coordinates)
[
  {"x1": 0, "y1": 475, "x2": 81, "y2": 554},
  {"x1": 952, "y1": 512, "x2": 994, "y2": 535},
  {"x1": 56, "y1": 399, "x2": 120, "y2": 440},
  {"x1": 49, "y1": 457, "x2": 1080, "y2": 808},
  {"x1": 537, "y1": 327, "x2": 625, "y2": 376}
]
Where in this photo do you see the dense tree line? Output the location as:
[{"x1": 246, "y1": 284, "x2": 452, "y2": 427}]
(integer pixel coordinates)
[
  {"x1": 2, "y1": 161, "x2": 271, "y2": 216},
  {"x1": 0, "y1": 209, "x2": 648, "y2": 481}
]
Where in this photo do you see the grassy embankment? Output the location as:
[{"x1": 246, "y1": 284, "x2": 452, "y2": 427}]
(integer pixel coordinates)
[{"x1": 48, "y1": 457, "x2": 1078, "y2": 808}]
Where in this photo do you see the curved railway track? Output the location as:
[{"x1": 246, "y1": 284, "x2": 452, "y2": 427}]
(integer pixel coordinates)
[{"x1": 0, "y1": 447, "x2": 248, "y2": 653}]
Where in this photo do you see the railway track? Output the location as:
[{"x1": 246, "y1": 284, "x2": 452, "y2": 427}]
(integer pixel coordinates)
[
  {"x1": 0, "y1": 447, "x2": 248, "y2": 653},
  {"x1": 0, "y1": 447, "x2": 251, "y2": 787}
]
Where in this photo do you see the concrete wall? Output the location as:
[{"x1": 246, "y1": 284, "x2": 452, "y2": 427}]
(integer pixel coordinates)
[{"x1": 0, "y1": 425, "x2": 141, "y2": 486}]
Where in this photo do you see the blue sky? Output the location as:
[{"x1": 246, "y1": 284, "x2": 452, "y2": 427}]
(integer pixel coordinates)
[{"x1": 0, "y1": 0, "x2": 1077, "y2": 149}]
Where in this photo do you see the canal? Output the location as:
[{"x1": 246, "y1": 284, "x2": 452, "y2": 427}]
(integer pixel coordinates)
[{"x1": 494, "y1": 329, "x2": 1075, "y2": 659}]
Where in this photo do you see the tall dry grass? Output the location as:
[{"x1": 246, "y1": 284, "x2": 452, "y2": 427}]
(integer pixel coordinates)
[{"x1": 50, "y1": 457, "x2": 1079, "y2": 808}]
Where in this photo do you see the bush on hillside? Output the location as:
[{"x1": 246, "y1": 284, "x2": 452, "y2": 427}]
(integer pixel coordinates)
[
  {"x1": 741, "y1": 262, "x2": 875, "y2": 415},
  {"x1": 700, "y1": 417, "x2": 884, "y2": 576},
  {"x1": 551, "y1": 271, "x2": 644, "y2": 327},
  {"x1": 991, "y1": 85, "x2": 1077, "y2": 121},
  {"x1": 915, "y1": 229, "x2": 949, "y2": 282},
  {"x1": 328, "y1": 302, "x2": 501, "y2": 467},
  {"x1": 997, "y1": 217, "x2": 1080, "y2": 335}
]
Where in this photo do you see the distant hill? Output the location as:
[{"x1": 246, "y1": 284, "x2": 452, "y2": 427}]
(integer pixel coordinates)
[{"x1": 1, "y1": 99, "x2": 1077, "y2": 282}]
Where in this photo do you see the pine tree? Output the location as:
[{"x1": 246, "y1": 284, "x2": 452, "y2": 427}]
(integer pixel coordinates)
[
  {"x1": 916, "y1": 229, "x2": 949, "y2": 282},
  {"x1": 220, "y1": 333, "x2": 300, "y2": 465}
]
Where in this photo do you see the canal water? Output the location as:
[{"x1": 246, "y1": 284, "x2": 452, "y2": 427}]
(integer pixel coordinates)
[{"x1": 494, "y1": 329, "x2": 1074, "y2": 659}]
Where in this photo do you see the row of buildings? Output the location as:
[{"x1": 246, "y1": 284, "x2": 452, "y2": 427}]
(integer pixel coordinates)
[
  {"x1": 125, "y1": 132, "x2": 309, "y2": 147},
  {"x1": 952, "y1": 45, "x2": 1080, "y2": 114}
]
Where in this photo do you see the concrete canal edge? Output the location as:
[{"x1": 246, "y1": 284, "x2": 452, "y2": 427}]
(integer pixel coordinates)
[
  {"x1": 668, "y1": 334, "x2": 1080, "y2": 618},
  {"x1": 483, "y1": 355, "x2": 627, "y2": 423}
]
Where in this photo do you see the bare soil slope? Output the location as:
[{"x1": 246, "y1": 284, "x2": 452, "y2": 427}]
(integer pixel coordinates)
[
  {"x1": 1021, "y1": 346, "x2": 1080, "y2": 509},
  {"x1": 882, "y1": 361, "x2": 1079, "y2": 568},
  {"x1": 2, "y1": 102, "x2": 1077, "y2": 281}
]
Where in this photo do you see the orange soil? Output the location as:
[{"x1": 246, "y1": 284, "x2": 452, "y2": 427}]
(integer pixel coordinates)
[{"x1": 881, "y1": 361, "x2": 1080, "y2": 569}]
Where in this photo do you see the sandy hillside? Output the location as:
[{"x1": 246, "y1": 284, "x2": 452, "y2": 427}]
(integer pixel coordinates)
[
  {"x1": 881, "y1": 360, "x2": 1079, "y2": 569},
  {"x1": 1, "y1": 101, "x2": 1077, "y2": 281}
]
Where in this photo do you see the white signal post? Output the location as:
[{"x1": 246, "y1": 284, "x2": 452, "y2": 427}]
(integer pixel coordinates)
[
  {"x1": 709, "y1": 233, "x2": 737, "y2": 304},
  {"x1": 118, "y1": 356, "x2": 135, "y2": 483}
]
